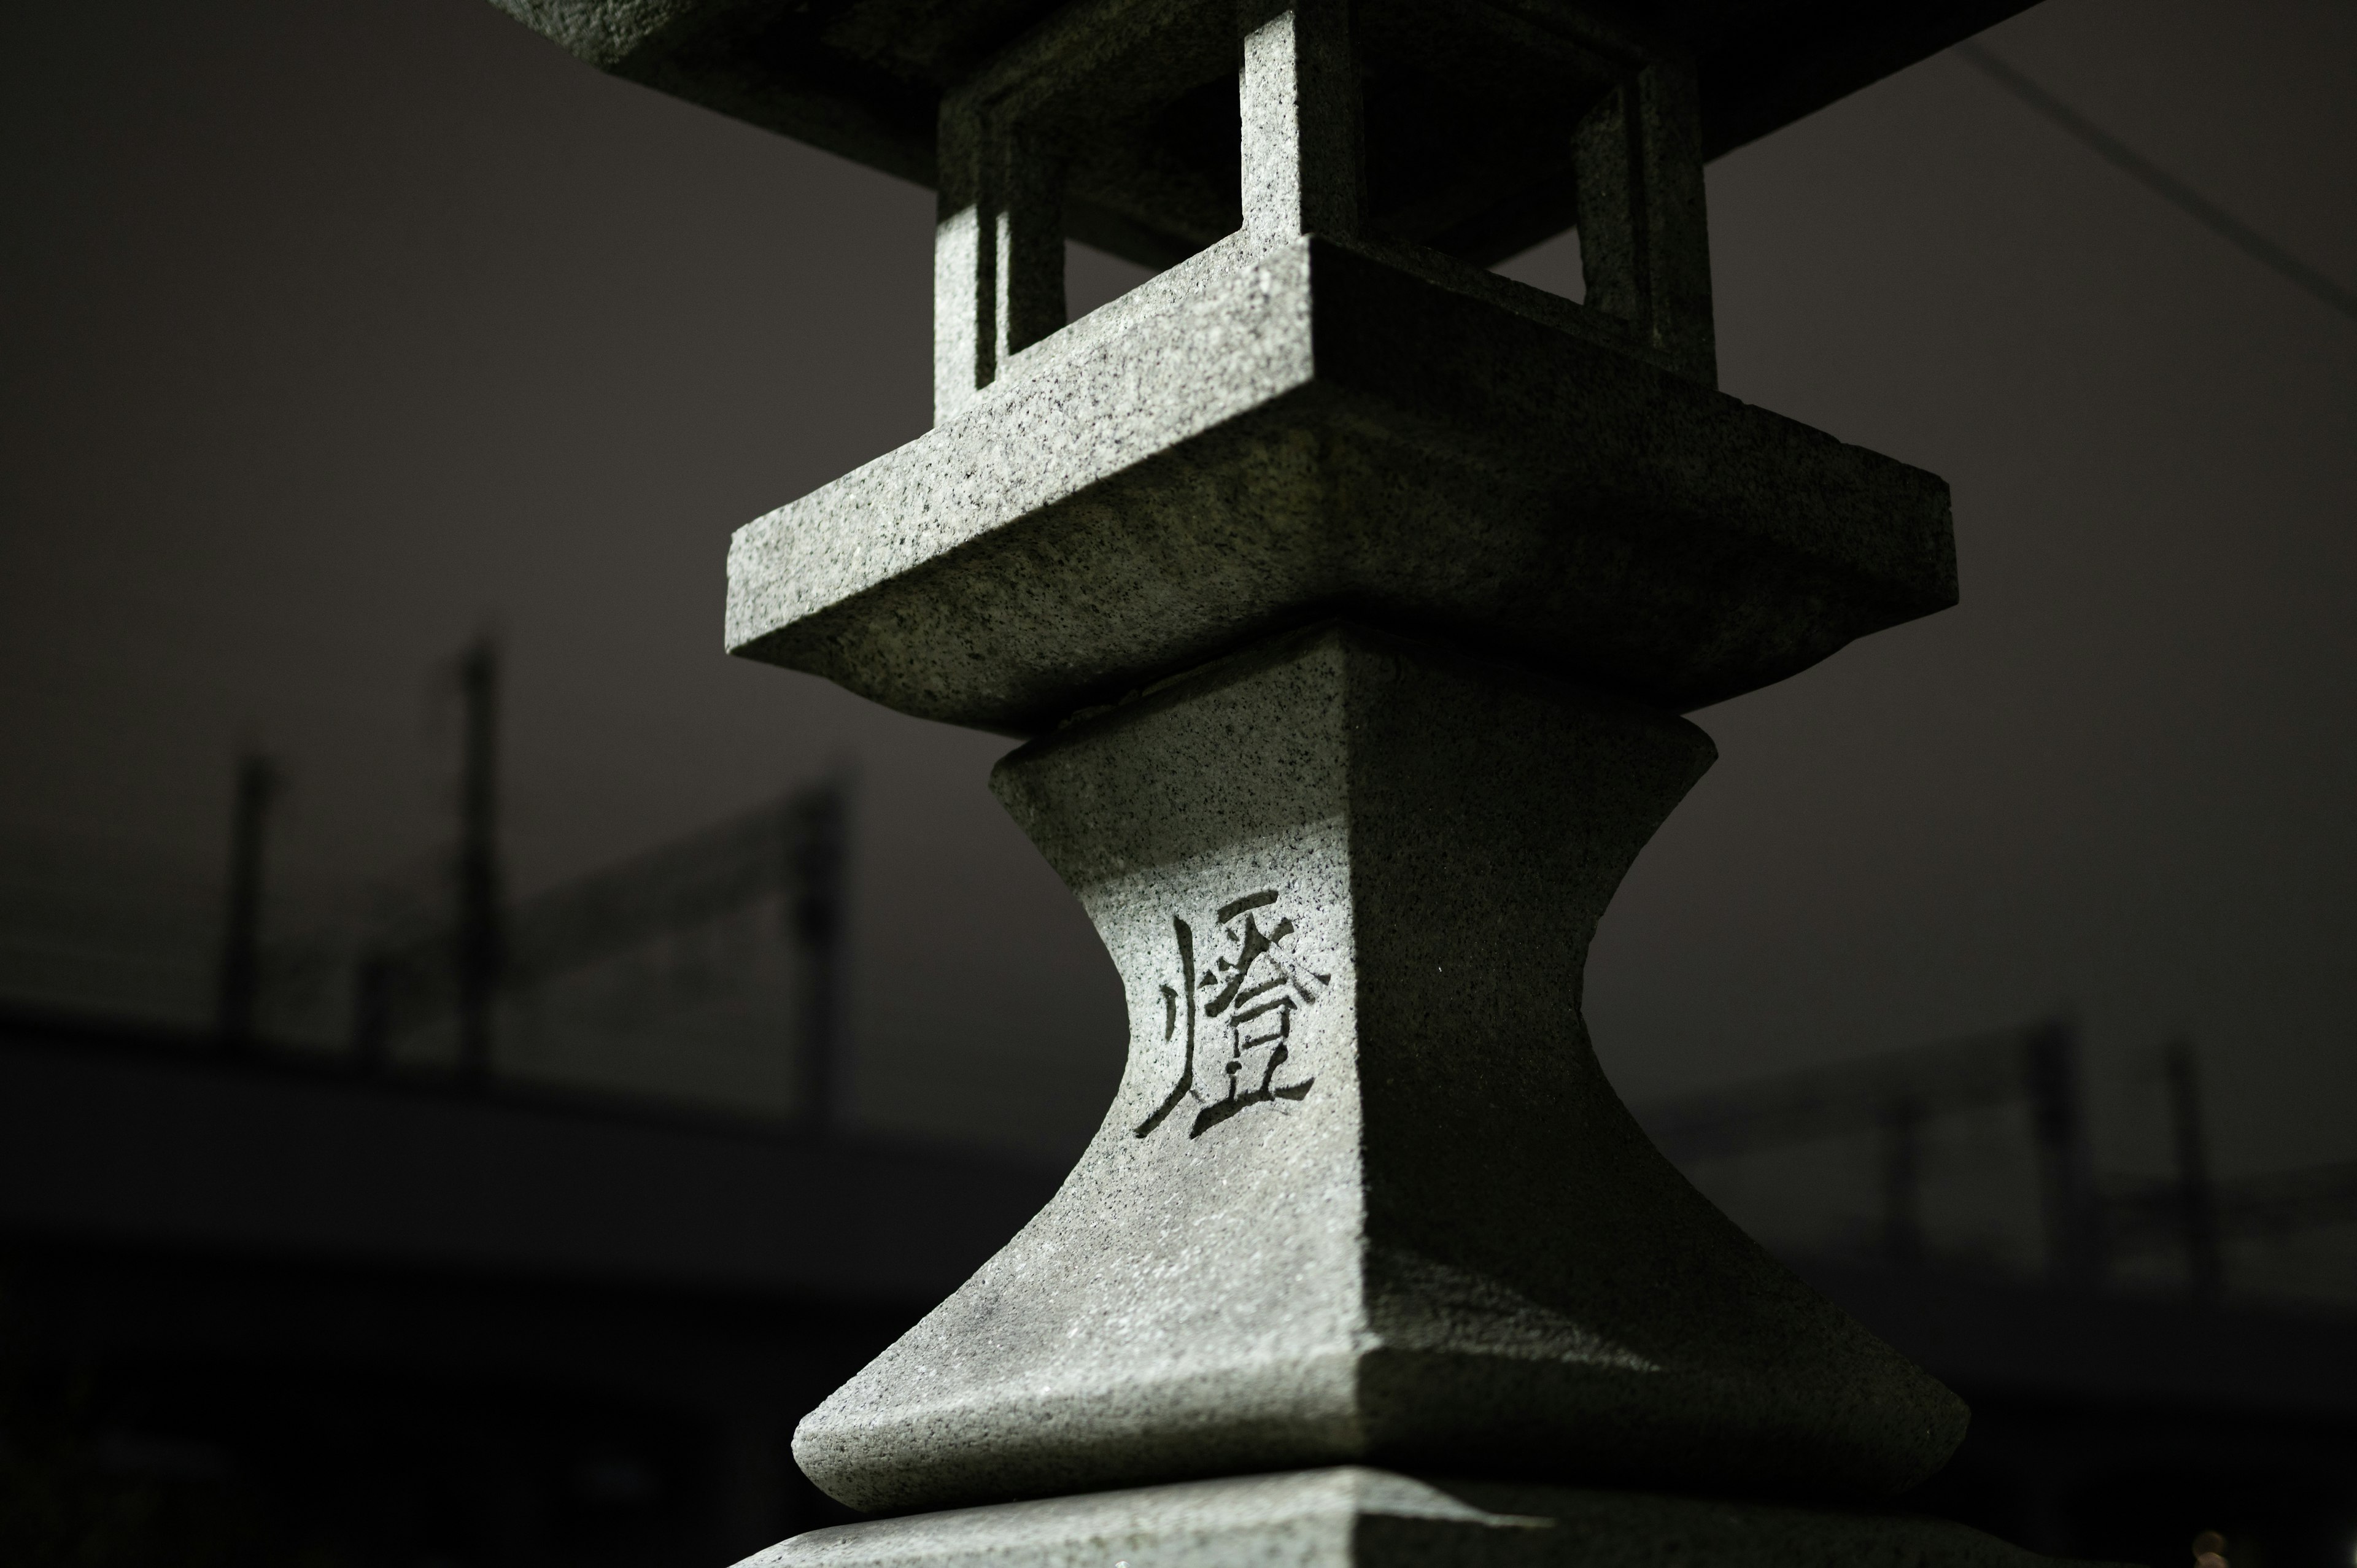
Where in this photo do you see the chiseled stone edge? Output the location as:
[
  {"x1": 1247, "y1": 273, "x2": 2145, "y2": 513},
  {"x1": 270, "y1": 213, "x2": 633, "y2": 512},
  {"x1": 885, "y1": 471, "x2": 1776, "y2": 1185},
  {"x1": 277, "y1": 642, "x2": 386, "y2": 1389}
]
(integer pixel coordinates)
[
  {"x1": 721, "y1": 229, "x2": 1953, "y2": 663},
  {"x1": 791, "y1": 625, "x2": 1965, "y2": 1513},
  {"x1": 724, "y1": 233, "x2": 1953, "y2": 732},
  {"x1": 737, "y1": 1466, "x2": 2084, "y2": 1568},
  {"x1": 725, "y1": 234, "x2": 1317, "y2": 662}
]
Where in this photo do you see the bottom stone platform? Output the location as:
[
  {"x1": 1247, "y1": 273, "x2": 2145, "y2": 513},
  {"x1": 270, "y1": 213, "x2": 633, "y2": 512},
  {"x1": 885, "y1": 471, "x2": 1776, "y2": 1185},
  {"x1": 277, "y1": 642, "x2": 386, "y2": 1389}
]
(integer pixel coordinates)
[{"x1": 738, "y1": 1467, "x2": 2072, "y2": 1568}]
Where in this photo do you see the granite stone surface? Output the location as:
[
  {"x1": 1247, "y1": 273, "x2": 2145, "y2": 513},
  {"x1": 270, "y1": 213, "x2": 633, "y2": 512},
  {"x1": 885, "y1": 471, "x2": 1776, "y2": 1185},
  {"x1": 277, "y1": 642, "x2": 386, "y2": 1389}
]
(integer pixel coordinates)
[
  {"x1": 790, "y1": 626, "x2": 1966, "y2": 1514},
  {"x1": 481, "y1": 0, "x2": 2038, "y2": 1555},
  {"x1": 727, "y1": 231, "x2": 1955, "y2": 733},
  {"x1": 713, "y1": 0, "x2": 1952, "y2": 736},
  {"x1": 737, "y1": 1466, "x2": 2062, "y2": 1568}
]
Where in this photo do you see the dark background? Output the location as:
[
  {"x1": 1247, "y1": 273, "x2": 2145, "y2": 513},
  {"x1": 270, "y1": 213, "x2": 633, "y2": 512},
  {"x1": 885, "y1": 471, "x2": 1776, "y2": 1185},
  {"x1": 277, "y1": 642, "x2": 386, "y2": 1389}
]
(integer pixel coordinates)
[
  {"x1": 2, "y1": 2, "x2": 2355, "y2": 1564},
  {"x1": 2, "y1": 1, "x2": 2353, "y2": 1227}
]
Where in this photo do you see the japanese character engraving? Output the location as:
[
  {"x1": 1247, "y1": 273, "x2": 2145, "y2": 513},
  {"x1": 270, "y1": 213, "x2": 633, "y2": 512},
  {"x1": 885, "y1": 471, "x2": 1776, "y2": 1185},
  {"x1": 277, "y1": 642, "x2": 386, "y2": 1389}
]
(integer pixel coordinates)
[{"x1": 1135, "y1": 887, "x2": 1328, "y2": 1139}]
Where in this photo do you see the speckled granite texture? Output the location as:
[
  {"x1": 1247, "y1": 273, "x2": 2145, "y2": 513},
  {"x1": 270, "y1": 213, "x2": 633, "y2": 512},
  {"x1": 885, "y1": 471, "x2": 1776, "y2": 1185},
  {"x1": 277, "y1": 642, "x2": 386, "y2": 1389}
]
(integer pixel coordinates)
[
  {"x1": 791, "y1": 626, "x2": 1965, "y2": 1513},
  {"x1": 725, "y1": 230, "x2": 1954, "y2": 733},
  {"x1": 483, "y1": 0, "x2": 2055, "y2": 1559},
  {"x1": 716, "y1": 0, "x2": 1956, "y2": 734},
  {"x1": 737, "y1": 1467, "x2": 2063, "y2": 1568}
]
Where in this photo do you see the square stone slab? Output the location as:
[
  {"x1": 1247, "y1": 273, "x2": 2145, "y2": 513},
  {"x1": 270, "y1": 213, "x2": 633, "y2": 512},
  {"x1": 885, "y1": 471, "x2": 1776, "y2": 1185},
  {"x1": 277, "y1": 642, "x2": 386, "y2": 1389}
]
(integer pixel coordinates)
[
  {"x1": 726, "y1": 232, "x2": 1954, "y2": 734},
  {"x1": 737, "y1": 1467, "x2": 2086, "y2": 1568},
  {"x1": 490, "y1": 0, "x2": 2038, "y2": 271}
]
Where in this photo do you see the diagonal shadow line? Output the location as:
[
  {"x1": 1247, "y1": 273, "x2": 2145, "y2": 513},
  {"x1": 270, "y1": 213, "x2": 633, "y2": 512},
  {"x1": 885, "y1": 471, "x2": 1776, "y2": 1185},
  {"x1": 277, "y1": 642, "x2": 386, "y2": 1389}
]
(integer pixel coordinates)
[{"x1": 1954, "y1": 41, "x2": 2357, "y2": 328}]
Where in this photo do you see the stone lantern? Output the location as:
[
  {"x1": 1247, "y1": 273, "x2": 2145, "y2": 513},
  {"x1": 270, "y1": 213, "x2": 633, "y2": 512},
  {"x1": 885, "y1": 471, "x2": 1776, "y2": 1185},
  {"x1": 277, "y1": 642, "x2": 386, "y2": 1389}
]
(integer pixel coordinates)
[{"x1": 490, "y1": 1, "x2": 2062, "y2": 1562}]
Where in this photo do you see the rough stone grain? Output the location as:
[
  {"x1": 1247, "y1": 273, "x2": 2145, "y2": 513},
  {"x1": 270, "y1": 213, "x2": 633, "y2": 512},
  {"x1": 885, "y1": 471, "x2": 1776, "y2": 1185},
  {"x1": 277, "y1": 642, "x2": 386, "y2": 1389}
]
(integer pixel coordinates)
[
  {"x1": 790, "y1": 625, "x2": 1966, "y2": 1514},
  {"x1": 727, "y1": 231, "x2": 1955, "y2": 734},
  {"x1": 737, "y1": 1466, "x2": 2066, "y2": 1568},
  {"x1": 483, "y1": 0, "x2": 2036, "y2": 1556}
]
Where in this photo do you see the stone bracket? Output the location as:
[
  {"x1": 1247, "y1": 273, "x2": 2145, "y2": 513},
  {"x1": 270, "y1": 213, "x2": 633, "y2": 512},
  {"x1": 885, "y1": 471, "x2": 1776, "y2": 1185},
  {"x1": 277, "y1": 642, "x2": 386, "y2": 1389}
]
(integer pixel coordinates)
[
  {"x1": 932, "y1": 0, "x2": 1719, "y2": 422},
  {"x1": 1239, "y1": 0, "x2": 1363, "y2": 244},
  {"x1": 1571, "y1": 54, "x2": 1716, "y2": 384}
]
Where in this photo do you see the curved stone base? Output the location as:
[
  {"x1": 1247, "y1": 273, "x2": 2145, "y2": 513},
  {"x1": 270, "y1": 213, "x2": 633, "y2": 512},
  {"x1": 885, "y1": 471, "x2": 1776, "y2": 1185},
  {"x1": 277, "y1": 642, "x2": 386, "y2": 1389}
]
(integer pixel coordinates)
[{"x1": 791, "y1": 625, "x2": 1964, "y2": 1513}]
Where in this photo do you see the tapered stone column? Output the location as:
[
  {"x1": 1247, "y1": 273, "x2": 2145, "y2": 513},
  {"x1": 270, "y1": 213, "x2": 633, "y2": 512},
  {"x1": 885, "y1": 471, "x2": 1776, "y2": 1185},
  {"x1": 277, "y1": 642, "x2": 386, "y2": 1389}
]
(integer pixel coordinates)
[{"x1": 794, "y1": 625, "x2": 1962, "y2": 1515}]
